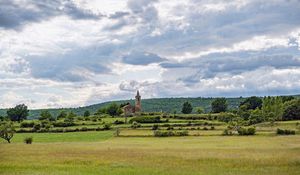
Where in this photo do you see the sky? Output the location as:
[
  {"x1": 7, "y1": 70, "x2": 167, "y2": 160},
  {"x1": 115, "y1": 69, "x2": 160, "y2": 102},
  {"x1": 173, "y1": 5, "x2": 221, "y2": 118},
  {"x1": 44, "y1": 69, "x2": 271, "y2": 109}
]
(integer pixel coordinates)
[{"x1": 0, "y1": 0, "x2": 300, "y2": 109}]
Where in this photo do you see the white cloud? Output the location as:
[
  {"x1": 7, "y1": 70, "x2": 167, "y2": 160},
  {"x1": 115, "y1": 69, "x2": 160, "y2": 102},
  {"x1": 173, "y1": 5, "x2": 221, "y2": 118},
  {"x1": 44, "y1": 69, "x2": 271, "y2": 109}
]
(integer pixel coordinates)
[{"x1": 0, "y1": 0, "x2": 300, "y2": 108}]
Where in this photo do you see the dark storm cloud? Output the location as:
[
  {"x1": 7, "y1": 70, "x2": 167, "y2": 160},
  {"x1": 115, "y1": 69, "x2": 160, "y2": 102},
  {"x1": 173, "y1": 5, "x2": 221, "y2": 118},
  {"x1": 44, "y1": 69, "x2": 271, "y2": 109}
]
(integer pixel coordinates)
[
  {"x1": 122, "y1": 51, "x2": 166, "y2": 65},
  {"x1": 166, "y1": 49, "x2": 300, "y2": 84},
  {"x1": 0, "y1": 0, "x2": 101, "y2": 29}
]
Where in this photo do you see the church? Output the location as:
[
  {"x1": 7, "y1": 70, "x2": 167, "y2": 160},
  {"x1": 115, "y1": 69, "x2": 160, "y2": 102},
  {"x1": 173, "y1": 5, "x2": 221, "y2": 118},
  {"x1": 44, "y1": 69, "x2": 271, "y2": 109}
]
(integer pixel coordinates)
[{"x1": 123, "y1": 90, "x2": 142, "y2": 116}]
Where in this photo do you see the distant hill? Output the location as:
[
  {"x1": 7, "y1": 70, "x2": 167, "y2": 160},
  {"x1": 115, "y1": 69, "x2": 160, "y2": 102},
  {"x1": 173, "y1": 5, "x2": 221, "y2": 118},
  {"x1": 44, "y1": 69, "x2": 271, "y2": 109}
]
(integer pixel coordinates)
[{"x1": 1, "y1": 95, "x2": 299, "y2": 119}]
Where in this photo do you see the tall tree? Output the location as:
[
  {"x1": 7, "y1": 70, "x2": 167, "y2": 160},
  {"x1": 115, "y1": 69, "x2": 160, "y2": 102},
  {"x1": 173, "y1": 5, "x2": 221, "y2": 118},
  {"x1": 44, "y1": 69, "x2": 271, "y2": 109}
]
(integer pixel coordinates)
[
  {"x1": 282, "y1": 99, "x2": 300, "y2": 120},
  {"x1": 39, "y1": 110, "x2": 53, "y2": 121},
  {"x1": 239, "y1": 96, "x2": 262, "y2": 110},
  {"x1": 57, "y1": 110, "x2": 67, "y2": 120},
  {"x1": 181, "y1": 102, "x2": 193, "y2": 114},
  {"x1": 211, "y1": 98, "x2": 228, "y2": 113},
  {"x1": 261, "y1": 96, "x2": 284, "y2": 121},
  {"x1": 106, "y1": 103, "x2": 122, "y2": 116},
  {"x1": 7, "y1": 104, "x2": 29, "y2": 122}
]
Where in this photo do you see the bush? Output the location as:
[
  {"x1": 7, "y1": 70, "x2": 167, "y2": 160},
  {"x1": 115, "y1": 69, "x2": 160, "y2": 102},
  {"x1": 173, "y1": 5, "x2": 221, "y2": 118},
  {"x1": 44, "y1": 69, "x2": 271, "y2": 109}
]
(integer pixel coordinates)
[
  {"x1": 103, "y1": 123, "x2": 112, "y2": 130},
  {"x1": 80, "y1": 127, "x2": 88, "y2": 131},
  {"x1": 203, "y1": 127, "x2": 208, "y2": 130},
  {"x1": 33, "y1": 123, "x2": 41, "y2": 131},
  {"x1": 152, "y1": 124, "x2": 159, "y2": 130},
  {"x1": 167, "y1": 126, "x2": 174, "y2": 130},
  {"x1": 20, "y1": 121, "x2": 35, "y2": 128},
  {"x1": 114, "y1": 120, "x2": 125, "y2": 125},
  {"x1": 154, "y1": 130, "x2": 188, "y2": 137},
  {"x1": 131, "y1": 121, "x2": 141, "y2": 129},
  {"x1": 24, "y1": 137, "x2": 33, "y2": 144},
  {"x1": 210, "y1": 126, "x2": 215, "y2": 130},
  {"x1": 222, "y1": 129, "x2": 233, "y2": 136},
  {"x1": 52, "y1": 121, "x2": 76, "y2": 127},
  {"x1": 237, "y1": 127, "x2": 256, "y2": 135},
  {"x1": 217, "y1": 112, "x2": 238, "y2": 123},
  {"x1": 276, "y1": 128, "x2": 296, "y2": 135},
  {"x1": 129, "y1": 116, "x2": 161, "y2": 123}
]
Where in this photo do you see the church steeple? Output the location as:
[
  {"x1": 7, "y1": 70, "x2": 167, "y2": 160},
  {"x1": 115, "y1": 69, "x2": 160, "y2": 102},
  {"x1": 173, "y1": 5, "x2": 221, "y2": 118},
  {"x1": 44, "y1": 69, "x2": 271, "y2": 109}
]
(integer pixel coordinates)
[{"x1": 135, "y1": 90, "x2": 141, "y2": 112}]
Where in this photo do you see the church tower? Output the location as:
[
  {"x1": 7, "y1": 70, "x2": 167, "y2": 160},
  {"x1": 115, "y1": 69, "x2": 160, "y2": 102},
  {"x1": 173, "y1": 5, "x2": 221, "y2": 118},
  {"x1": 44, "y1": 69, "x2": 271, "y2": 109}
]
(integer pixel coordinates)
[{"x1": 135, "y1": 90, "x2": 141, "y2": 112}]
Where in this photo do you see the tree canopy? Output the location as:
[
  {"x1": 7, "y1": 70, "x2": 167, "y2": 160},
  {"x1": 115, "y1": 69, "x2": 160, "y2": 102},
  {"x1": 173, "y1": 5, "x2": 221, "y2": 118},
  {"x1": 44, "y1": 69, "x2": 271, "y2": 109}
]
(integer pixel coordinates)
[
  {"x1": 282, "y1": 99, "x2": 300, "y2": 120},
  {"x1": 211, "y1": 98, "x2": 228, "y2": 113},
  {"x1": 181, "y1": 102, "x2": 193, "y2": 114},
  {"x1": 239, "y1": 96, "x2": 262, "y2": 110},
  {"x1": 7, "y1": 104, "x2": 29, "y2": 122}
]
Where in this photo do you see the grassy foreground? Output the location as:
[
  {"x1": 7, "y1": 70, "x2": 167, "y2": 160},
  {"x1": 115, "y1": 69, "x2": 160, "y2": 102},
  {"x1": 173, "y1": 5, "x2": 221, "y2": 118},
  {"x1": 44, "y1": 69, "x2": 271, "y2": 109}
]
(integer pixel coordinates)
[{"x1": 1, "y1": 132, "x2": 300, "y2": 175}]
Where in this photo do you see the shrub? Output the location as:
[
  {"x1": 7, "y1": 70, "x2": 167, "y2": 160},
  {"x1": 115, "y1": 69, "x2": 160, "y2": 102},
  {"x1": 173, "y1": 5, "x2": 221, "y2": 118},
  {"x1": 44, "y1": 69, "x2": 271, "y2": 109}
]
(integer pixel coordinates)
[
  {"x1": 176, "y1": 130, "x2": 189, "y2": 136},
  {"x1": 24, "y1": 137, "x2": 33, "y2": 144},
  {"x1": 114, "y1": 120, "x2": 125, "y2": 125},
  {"x1": 167, "y1": 126, "x2": 174, "y2": 130},
  {"x1": 52, "y1": 121, "x2": 76, "y2": 127},
  {"x1": 222, "y1": 129, "x2": 233, "y2": 136},
  {"x1": 210, "y1": 126, "x2": 215, "y2": 130},
  {"x1": 217, "y1": 112, "x2": 238, "y2": 123},
  {"x1": 153, "y1": 130, "x2": 188, "y2": 137},
  {"x1": 80, "y1": 127, "x2": 88, "y2": 131},
  {"x1": 131, "y1": 121, "x2": 141, "y2": 129},
  {"x1": 33, "y1": 123, "x2": 41, "y2": 131},
  {"x1": 152, "y1": 124, "x2": 159, "y2": 130},
  {"x1": 276, "y1": 128, "x2": 296, "y2": 135},
  {"x1": 154, "y1": 130, "x2": 174, "y2": 137},
  {"x1": 129, "y1": 116, "x2": 161, "y2": 123},
  {"x1": 20, "y1": 121, "x2": 35, "y2": 128},
  {"x1": 103, "y1": 123, "x2": 112, "y2": 130},
  {"x1": 237, "y1": 127, "x2": 256, "y2": 135}
]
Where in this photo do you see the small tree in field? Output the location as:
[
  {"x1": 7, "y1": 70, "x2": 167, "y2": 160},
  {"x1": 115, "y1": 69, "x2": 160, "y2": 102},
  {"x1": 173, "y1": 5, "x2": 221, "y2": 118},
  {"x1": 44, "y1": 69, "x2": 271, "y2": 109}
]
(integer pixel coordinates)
[
  {"x1": 182, "y1": 102, "x2": 193, "y2": 114},
  {"x1": 196, "y1": 107, "x2": 204, "y2": 114},
  {"x1": 7, "y1": 104, "x2": 28, "y2": 122},
  {"x1": 0, "y1": 122, "x2": 15, "y2": 143}
]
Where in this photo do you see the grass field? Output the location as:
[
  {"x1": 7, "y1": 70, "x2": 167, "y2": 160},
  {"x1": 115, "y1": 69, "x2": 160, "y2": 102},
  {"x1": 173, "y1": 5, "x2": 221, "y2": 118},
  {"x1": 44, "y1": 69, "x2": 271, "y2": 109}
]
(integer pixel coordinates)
[{"x1": 1, "y1": 131, "x2": 300, "y2": 175}]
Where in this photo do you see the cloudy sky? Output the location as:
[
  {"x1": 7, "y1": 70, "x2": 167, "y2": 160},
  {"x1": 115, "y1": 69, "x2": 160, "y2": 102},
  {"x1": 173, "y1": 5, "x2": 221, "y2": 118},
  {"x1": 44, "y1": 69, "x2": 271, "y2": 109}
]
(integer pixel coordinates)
[{"x1": 0, "y1": 0, "x2": 300, "y2": 109}]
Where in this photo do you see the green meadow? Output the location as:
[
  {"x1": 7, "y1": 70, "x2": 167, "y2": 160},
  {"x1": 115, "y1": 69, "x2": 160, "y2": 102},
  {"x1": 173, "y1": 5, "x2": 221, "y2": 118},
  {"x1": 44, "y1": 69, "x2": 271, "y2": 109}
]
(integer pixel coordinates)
[{"x1": 1, "y1": 128, "x2": 300, "y2": 175}]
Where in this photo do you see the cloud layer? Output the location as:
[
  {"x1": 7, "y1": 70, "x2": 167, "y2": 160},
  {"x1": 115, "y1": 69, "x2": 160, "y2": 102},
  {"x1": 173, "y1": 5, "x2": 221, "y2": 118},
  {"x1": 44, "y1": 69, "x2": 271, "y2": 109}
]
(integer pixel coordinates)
[{"x1": 0, "y1": 0, "x2": 300, "y2": 108}]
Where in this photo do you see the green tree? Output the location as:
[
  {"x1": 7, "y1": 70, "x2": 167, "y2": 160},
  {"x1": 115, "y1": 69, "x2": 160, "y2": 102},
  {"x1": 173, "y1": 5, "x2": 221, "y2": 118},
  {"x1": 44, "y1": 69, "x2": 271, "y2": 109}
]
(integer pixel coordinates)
[
  {"x1": 261, "y1": 96, "x2": 284, "y2": 121},
  {"x1": 7, "y1": 104, "x2": 29, "y2": 122},
  {"x1": 282, "y1": 99, "x2": 300, "y2": 120},
  {"x1": 67, "y1": 111, "x2": 76, "y2": 119},
  {"x1": 196, "y1": 107, "x2": 204, "y2": 114},
  {"x1": 95, "y1": 107, "x2": 107, "y2": 115},
  {"x1": 39, "y1": 110, "x2": 53, "y2": 121},
  {"x1": 181, "y1": 102, "x2": 193, "y2": 114},
  {"x1": 83, "y1": 110, "x2": 90, "y2": 117},
  {"x1": 106, "y1": 103, "x2": 122, "y2": 116},
  {"x1": 57, "y1": 110, "x2": 67, "y2": 120},
  {"x1": 281, "y1": 96, "x2": 295, "y2": 103},
  {"x1": 0, "y1": 122, "x2": 15, "y2": 143},
  {"x1": 211, "y1": 98, "x2": 228, "y2": 113},
  {"x1": 239, "y1": 96, "x2": 262, "y2": 110}
]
